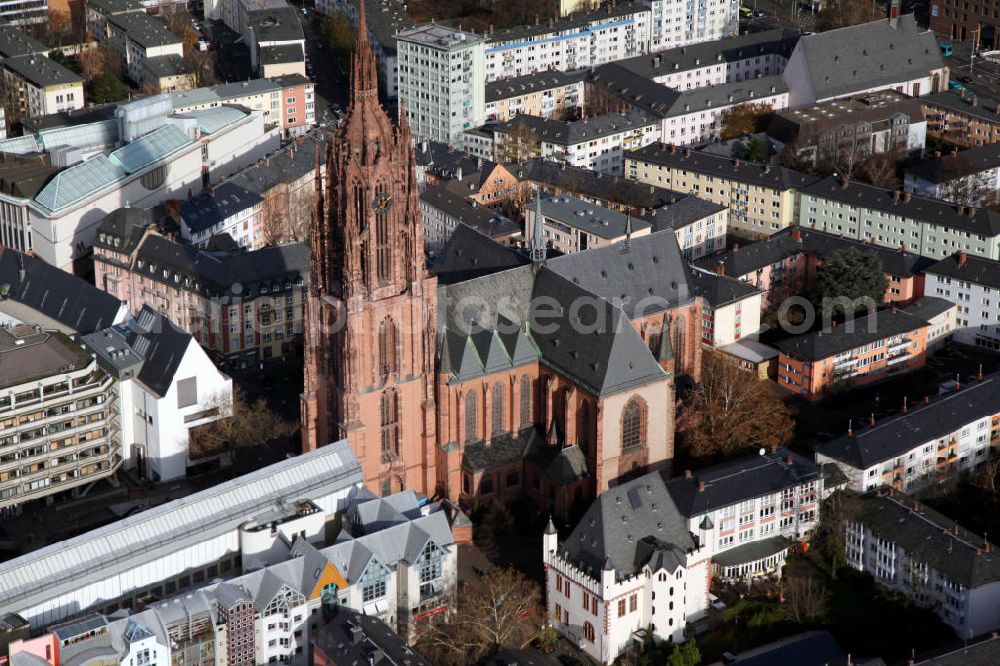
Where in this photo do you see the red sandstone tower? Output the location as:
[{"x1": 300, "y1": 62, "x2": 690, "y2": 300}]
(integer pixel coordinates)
[{"x1": 301, "y1": 3, "x2": 438, "y2": 496}]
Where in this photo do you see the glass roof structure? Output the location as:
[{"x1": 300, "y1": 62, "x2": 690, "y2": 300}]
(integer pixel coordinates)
[
  {"x1": 109, "y1": 124, "x2": 192, "y2": 174},
  {"x1": 34, "y1": 155, "x2": 127, "y2": 212}
]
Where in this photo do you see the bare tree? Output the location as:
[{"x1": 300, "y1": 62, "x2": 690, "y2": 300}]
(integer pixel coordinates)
[
  {"x1": 782, "y1": 575, "x2": 828, "y2": 623},
  {"x1": 817, "y1": 0, "x2": 879, "y2": 31},
  {"x1": 583, "y1": 81, "x2": 627, "y2": 118},
  {"x1": 188, "y1": 388, "x2": 296, "y2": 464},
  {"x1": 970, "y1": 456, "x2": 1000, "y2": 502},
  {"x1": 820, "y1": 491, "x2": 861, "y2": 579},
  {"x1": 498, "y1": 120, "x2": 541, "y2": 164},
  {"x1": 0, "y1": 73, "x2": 23, "y2": 133},
  {"x1": 417, "y1": 567, "x2": 542, "y2": 662},
  {"x1": 720, "y1": 102, "x2": 774, "y2": 140},
  {"x1": 860, "y1": 151, "x2": 901, "y2": 189}
]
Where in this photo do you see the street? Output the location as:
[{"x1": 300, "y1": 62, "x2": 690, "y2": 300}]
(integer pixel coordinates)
[{"x1": 943, "y1": 38, "x2": 1000, "y2": 103}]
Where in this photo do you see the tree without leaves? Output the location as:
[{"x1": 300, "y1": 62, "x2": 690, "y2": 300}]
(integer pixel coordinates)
[
  {"x1": 817, "y1": 247, "x2": 887, "y2": 313},
  {"x1": 818, "y1": 490, "x2": 861, "y2": 579},
  {"x1": 498, "y1": 120, "x2": 541, "y2": 164},
  {"x1": 188, "y1": 388, "x2": 296, "y2": 464},
  {"x1": 417, "y1": 567, "x2": 541, "y2": 662},
  {"x1": 860, "y1": 151, "x2": 901, "y2": 189},
  {"x1": 77, "y1": 47, "x2": 108, "y2": 83},
  {"x1": 782, "y1": 575, "x2": 828, "y2": 623},
  {"x1": 720, "y1": 103, "x2": 774, "y2": 140},
  {"x1": 817, "y1": 0, "x2": 879, "y2": 31},
  {"x1": 678, "y1": 349, "x2": 794, "y2": 459}
]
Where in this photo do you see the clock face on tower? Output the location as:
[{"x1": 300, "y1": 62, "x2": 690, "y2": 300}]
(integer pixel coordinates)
[{"x1": 372, "y1": 191, "x2": 393, "y2": 213}]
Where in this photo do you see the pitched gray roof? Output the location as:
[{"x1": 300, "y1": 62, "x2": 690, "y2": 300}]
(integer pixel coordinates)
[
  {"x1": 920, "y1": 90, "x2": 1000, "y2": 125},
  {"x1": 537, "y1": 194, "x2": 652, "y2": 240},
  {"x1": 688, "y1": 267, "x2": 760, "y2": 308},
  {"x1": 774, "y1": 308, "x2": 928, "y2": 361},
  {"x1": 419, "y1": 185, "x2": 519, "y2": 240},
  {"x1": 485, "y1": 69, "x2": 583, "y2": 104},
  {"x1": 818, "y1": 374, "x2": 1000, "y2": 469},
  {"x1": 181, "y1": 182, "x2": 263, "y2": 233},
  {"x1": 517, "y1": 159, "x2": 686, "y2": 209},
  {"x1": 560, "y1": 472, "x2": 695, "y2": 579},
  {"x1": 628, "y1": 143, "x2": 818, "y2": 191},
  {"x1": 500, "y1": 107, "x2": 657, "y2": 146},
  {"x1": 905, "y1": 143, "x2": 1000, "y2": 184},
  {"x1": 0, "y1": 248, "x2": 123, "y2": 333},
  {"x1": 925, "y1": 252, "x2": 1000, "y2": 289},
  {"x1": 853, "y1": 490, "x2": 1000, "y2": 588},
  {"x1": 108, "y1": 12, "x2": 182, "y2": 49},
  {"x1": 667, "y1": 448, "x2": 821, "y2": 517},
  {"x1": 792, "y1": 14, "x2": 943, "y2": 101},
  {"x1": 3, "y1": 54, "x2": 81, "y2": 88},
  {"x1": 0, "y1": 24, "x2": 48, "y2": 58},
  {"x1": 802, "y1": 176, "x2": 1000, "y2": 237}
]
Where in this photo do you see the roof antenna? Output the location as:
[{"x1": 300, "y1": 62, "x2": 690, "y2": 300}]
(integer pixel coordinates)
[
  {"x1": 16, "y1": 251, "x2": 25, "y2": 283},
  {"x1": 530, "y1": 186, "x2": 547, "y2": 268}
]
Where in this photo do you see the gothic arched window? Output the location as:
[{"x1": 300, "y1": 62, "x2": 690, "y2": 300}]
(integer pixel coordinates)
[
  {"x1": 672, "y1": 316, "x2": 685, "y2": 366},
  {"x1": 491, "y1": 383, "x2": 504, "y2": 437},
  {"x1": 353, "y1": 181, "x2": 369, "y2": 286},
  {"x1": 621, "y1": 398, "x2": 645, "y2": 452},
  {"x1": 465, "y1": 391, "x2": 478, "y2": 444},
  {"x1": 380, "y1": 389, "x2": 399, "y2": 458},
  {"x1": 375, "y1": 182, "x2": 392, "y2": 285},
  {"x1": 519, "y1": 376, "x2": 532, "y2": 427},
  {"x1": 583, "y1": 622, "x2": 595, "y2": 643},
  {"x1": 377, "y1": 317, "x2": 398, "y2": 382},
  {"x1": 578, "y1": 400, "x2": 590, "y2": 454}
]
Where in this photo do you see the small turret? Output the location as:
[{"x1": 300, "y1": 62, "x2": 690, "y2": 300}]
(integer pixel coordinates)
[{"x1": 530, "y1": 186, "x2": 547, "y2": 267}]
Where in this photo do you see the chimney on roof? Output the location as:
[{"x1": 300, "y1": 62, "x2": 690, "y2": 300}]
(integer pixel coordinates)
[
  {"x1": 697, "y1": 480, "x2": 705, "y2": 492},
  {"x1": 791, "y1": 228, "x2": 802, "y2": 243},
  {"x1": 893, "y1": 190, "x2": 901, "y2": 202},
  {"x1": 764, "y1": 164, "x2": 771, "y2": 173},
  {"x1": 902, "y1": 396, "x2": 908, "y2": 413},
  {"x1": 978, "y1": 364, "x2": 984, "y2": 381},
  {"x1": 734, "y1": 158, "x2": 741, "y2": 167},
  {"x1": 888, "y1": 0, "x2": 900, "y2": 26},
  {"x1": 958, "y1": 250, "x2": 968, "y2": 267},
  {"x1": 956, "y1": 373, "x2": 962, "y2": 390},
  {"x1": 958, "y1": 205, "x2": 966, "y2": 216},
  {"x1": 934, "y1": 150, "x2": 941, "y2": 158},
  {"x1": 968, "y1": 206, "x2": 976, "y2": 217},
  {"x1": 952, "y1": 147, "x2": 960, "y2": 157},
  {"x1": 784, "y1": 455, "x2": 793, "y2": 465},
  {"x1": 972, "y1": 96, "x2": 979, "y2": 107},
  {"x1": 684, "y1": 469, "x2": 692, "y2": 479},
  {"x1": 955, "y1": 524, "x2": 960, "y2": 535},
  {"x1": 869, "y1": 413, "x2": 876, "y2": 427},
  {"x1": 840, "y1": 176, "x2": 849, "y2": 189},
  {"x1": 535, "y1": 13, "x2": 539, "y2": 25},
  {"x1": 714, "y1": 264, "x2": 724, "y2": 276},
  {"x1": 903, "y1": 191, "x2": 912, "y2": 202},
  {"x1": 670, "y1": 144, "x2": 677, "y2": 154},
  {"x1": 733, "y1": 243, "x2": 740, "y2": 251},
  {"x1": 683, "y1": 148, "x2": 691, "y2": 158},
  {"x1": 924, "y1": 395, "x2": 930, "y2": 404},
  {"x1": 847, "y1": 418, "x2": 853, "y2": 437}
]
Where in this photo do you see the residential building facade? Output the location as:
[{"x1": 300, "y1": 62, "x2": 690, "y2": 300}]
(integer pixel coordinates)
[
  {"x1": 904, "y1": 144, "x2": 1000, "y2": 207},
  {"x1": 397, "y1": 24, "x2": 485, "y2": 149},
  {"x1": 925, "y1": 252, "x2": 1000, "y2": 350},
  {"x1": 920, "y1": 91, "x2": 1000, "y2": 148},
  {"x1": 1, "y1": 55, "x2": 83, "y2": 118},
  {"x1": 688, "y1": 268, "x2": 762, "y2": 347},
  {"x1": 485, "y1": 71, "x2": 585, "y2": 123}
]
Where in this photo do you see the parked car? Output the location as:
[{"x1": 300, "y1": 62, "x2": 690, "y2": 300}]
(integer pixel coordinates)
[
  {"x1": 959, "y1": 75, "x2": 973, "y2": 83},
  {"x1": 940, "y1": 41, "x2": 954, "y2": 56},
  {"x1": 949, "y1": 79, "x2": 966, "y2": 90},
  {"x1": 709, "y1": 593, "x2": 727, "y2": 610}
]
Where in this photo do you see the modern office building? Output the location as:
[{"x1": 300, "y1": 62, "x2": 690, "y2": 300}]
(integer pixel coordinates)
[{"x1": 397, "y1": 24, "x2": 485, "y2": 149}]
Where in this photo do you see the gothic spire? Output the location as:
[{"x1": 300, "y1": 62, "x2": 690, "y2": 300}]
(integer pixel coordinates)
[
  {"x1": 530, "y1": 187, "x2": 547, "y2": 267},
  {"x1": 350, "y1": 0, "x2": 378, "y2": 103}
]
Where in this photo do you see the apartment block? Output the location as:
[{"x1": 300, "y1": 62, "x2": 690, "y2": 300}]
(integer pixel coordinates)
[
  {"x1": 667, "y1": 448, "x2": 823, "y2": 581},
  {"x1": 1, "y1": 55, "x2": 83, "y2": 118},
  {"x1": 688, "y1": 268, "x2": 762, "y2": 346},
  {"x1": 105, "y1": 12, "x2": 185, "y2": 87},
  {"x1": 0, "y1": 326, "x2": 120, "y2": 513},
  {"x1": 817, "y1": 371, "x2": 1000, "y2": 493},
  {"x1": 180, "y1": 182, "x2": 264, "y2": 249},
  {"x1": 925, "y1": 251, "x2": 1000, "y2": 350},
  {"x1": 484, "y1": 70, "x2": 584, "y2": 123},
  {"x1": 484, "y1": 2, "x2": 651, "y2": 83},
  {"x1": 93, "y1": 210, "x2": 309, "y2": 365},
  {"x1": 626, "y1": 144, "x2": 815, "y2": 238},
  {"x1": 768, "y1": 92, "x2": 927, "y2": 168},
  {"x1": 845, "y1": 491, "x2": 1000, "y2": 637},
  {"x1": 397, "y1": 24, "x2": 484, "y2": 149},
  {"x1": 543, "y1": 472, "x2": 711, "y2": 664},
  {"x1": 696, "y1": 227, "x2": 935, "y2": 309},
  {"x1": 920, "y1": 91, "x2": 1000, "y2": 148},
  {"x1": 247, "y1": 6, "x2": 306, "y2": 78},
  {"x1": 618, "y1": 27, "x2": 798, "y2": 91},
  {"x1": 418, "y1": 185, "x2": 519, "y2": 255},
  {"x1": 904, "y1": 144, "x2": 1000, "y2": 207},
  {"x1": 647, "y1": 0, "x2": 739, "y2": 50},
  {"x1": 775, "y1": 308, "x2": 930, "y2": 401},
  {"x1": 798, "y1": 177, "x2": 1000, "y2": 261},
  {"x1": 495, "y1": 108, "x2": 659, "y2": 175}
]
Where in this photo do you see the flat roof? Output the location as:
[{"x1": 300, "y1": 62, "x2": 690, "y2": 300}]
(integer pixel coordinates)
[
  {"x1": 3, "y1": 54, "x2": 81, "y2": 89},
  {"x1": 108, "y1": 12, "x2": 182, "y2": 49},
  {"x1": 0, "y1": 327, "x2": 93, "y2": 390},
  {"x1": 397, "y1": 23, "x2": 483, "y2": 48}
]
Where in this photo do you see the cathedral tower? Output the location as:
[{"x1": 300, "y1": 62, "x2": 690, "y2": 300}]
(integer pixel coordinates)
[{"x1": 302, "y1": 3, "x2": 438, "y2": 496}]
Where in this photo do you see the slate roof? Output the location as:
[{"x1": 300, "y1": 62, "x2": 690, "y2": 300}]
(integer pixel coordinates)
[
  {"x1": 313, "y1": 608, "x2": 430, "y2": 666},
  {"x1": 688, "y1": 267, "x2": 760, "y2": 308},
  {"x1": 695, "y1": 226, "x2": 936, "y2": 278},
  {"x1": 792, "y1": 15, "x2": 944, "y2": 101},
  {"x1": 0, "y1": 249, "x2": 123, "y2": 333},
  {"x1": 3, "y1": 54, "x2": 81, "y2": 88},
  {"x1": 903, "y1": 296, "x2": 956, "y2": 322},
  {"x1": 627, "y1": 143, "x2": 818, "y2": 191},
  {"x1": 516, "y1": 159, "x2": 686, "y2": 209},
  {"x1": 0, "y1": 24, "x2": 48, "y2": 58},
  {"x1": 925, "y1": 252, "x2": 1000, "y2": 289},
  {"x1": 817, "y1": 374, "x2": 1000, "y2": 469},
  {"x1": 413, "y1": 139, "x2": 481, "y2": 178},
  {"x1": 462, "y1": 426, "x2": 541, "y2": 473},
  {"x1": 431, "y1": 224, "x2": 530, "y2": 285},
  {"x1": 906, "y1": 143, "x2": 1000, "y2": 184},
  {"x1": 499, "y1": 108, "x2": 657, "y2": 146},
  {"x1": 853, "y1": 491, "x2": 1000, "y2": 588},
  {"x1": 419, "y1": 185, "x2": 520, "y2": 241},
  {"x1": 615, "y1": 27, "x2": 800, "y2": 80},
  {"x1": 775, "y1": 308, "x2": 928, "y2": 361},
  {"x1": 920, "y1": 90, "x2": 1000, "y2": 125},
  {"x1": 559, "y1": 472, "x2": 695, "y2": 579},
  {"x1": 546, "y1": 228, "x2": 693, "y2": 317},
  {"x1": 485, "y1": 70, "x2": 584, "y2": 104},
  {"x1": 642, "y1": 196, "x2": 726, "y2": 232},
  {"x1": 225, "y1": 132, "x2": 325, "y2": 196},
  {"x1": 94, "y1": 207, "x2": 160, "y2": 253},
  {"x1": 181, "y1": 182, "x2": 263, "y2": 233},
  {"x1": 592, "y1": 64, "x2": 787, "y2": 119},
  {"x1": 802, "y1": 176, "x2": 1000, "y2": 237},
  {"x1": 667, "y1": 448, "x2": 821, "y2": 517},
  {"x1": 108, "y1": 12, "x2": 182, "y2": 49},
  {"x1": 537, "y1": 194, "x2": 652, "y2": 240}
]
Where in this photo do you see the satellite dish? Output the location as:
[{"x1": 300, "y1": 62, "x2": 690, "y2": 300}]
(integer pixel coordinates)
[{"x1": 759, "y1": 448, "x2": 766, "y2": 456}]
